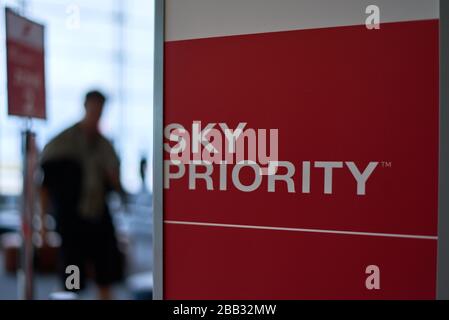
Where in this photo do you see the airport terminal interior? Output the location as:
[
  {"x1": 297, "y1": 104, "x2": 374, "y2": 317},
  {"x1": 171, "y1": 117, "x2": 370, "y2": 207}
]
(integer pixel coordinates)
[{"x1": 0, "y1": 0, "x2": 155, "y2": 299}]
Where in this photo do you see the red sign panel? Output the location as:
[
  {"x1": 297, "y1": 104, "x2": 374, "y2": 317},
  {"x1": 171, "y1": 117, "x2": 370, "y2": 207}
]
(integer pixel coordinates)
[
  {"x1": 5, "y1": 8, "x2": 46, "y2": 119},
  {"x1": 163, "y1": 1, "x2": 440, "y2": 299}
]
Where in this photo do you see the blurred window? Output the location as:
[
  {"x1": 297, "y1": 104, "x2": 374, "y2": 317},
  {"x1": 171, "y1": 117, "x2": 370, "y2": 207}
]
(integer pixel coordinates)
[{"x1": 0, "y1": 0, "x2": 155, "y2": 196}]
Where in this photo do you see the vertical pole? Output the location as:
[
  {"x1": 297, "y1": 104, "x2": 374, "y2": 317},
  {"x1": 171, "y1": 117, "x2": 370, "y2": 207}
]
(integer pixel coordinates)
[
  {"x1": 19, "y1": 129, "x2": 35, "y2": 300},
  {"x1": 438, "y1": 0, "x2": 449, "y2": 300},
  {"x1": 153, "y1": 0, "x2": 165, "y2": 300},
  {"x1": 15, "y1": 0, "x2": 34, "y2": 301}
]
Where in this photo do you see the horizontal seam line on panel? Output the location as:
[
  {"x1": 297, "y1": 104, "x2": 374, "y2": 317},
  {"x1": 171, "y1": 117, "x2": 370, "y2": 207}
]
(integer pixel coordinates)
[{"x1": 164, "y1": 220, "x2": 438, "y2": 240}]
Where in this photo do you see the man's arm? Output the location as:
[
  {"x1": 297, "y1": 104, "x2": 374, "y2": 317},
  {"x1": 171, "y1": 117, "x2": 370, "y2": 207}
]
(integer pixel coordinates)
[
  {"x1": 104, "y1": 139, "x2": 128, "y2": 200},
  {"x1": 107, "y1": 167, "x2": 126, "y2": 196},
  {"x1": 39, "y1": 185, "x2": 50, "y2": 240}
]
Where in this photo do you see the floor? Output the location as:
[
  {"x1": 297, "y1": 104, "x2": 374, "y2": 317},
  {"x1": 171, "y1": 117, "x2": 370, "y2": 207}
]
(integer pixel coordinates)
[{"x1": 0, "y1": 193, "x2": 154, "y2": 300}]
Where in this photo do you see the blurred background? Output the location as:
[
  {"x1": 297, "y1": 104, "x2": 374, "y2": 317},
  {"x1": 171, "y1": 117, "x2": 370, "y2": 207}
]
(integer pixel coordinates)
[{"x1": 0, "y1": 0, "x2": 155, "y2": 299}]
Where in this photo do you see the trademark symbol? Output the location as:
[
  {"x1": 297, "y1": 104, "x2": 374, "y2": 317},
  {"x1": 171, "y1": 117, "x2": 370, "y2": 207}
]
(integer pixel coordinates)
[{"x1": 381, "y1": 161, "x2": 392, "y2": 168}]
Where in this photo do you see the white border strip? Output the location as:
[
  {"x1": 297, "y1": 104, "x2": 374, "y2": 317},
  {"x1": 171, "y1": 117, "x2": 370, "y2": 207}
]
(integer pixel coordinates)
[
  {"x1": 166, "y1": 0, "x2": 439, "y2": 42},
  {"x1": 437, "y1": 0, "x2": 449, "y2": 300},
  {"x1": 165, "y1": 220, "x2": 438, "y2": 240},
  {"x1": 153, "y1": 0, "x2": 165, "y2": 301}
]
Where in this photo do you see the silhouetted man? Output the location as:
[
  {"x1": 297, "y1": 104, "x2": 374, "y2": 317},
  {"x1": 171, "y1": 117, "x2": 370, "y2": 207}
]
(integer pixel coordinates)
[{"x1": 40, "y1": 90, "x2": 126, "y2": 300}]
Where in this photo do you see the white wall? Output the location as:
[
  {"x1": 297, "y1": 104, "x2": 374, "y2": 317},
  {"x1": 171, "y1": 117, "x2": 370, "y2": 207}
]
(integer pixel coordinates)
[{"x1": 166, "y1": 0, "x2": 439, "y2": 41}]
